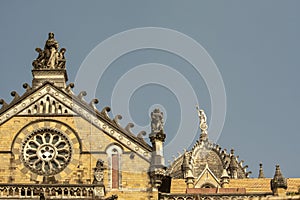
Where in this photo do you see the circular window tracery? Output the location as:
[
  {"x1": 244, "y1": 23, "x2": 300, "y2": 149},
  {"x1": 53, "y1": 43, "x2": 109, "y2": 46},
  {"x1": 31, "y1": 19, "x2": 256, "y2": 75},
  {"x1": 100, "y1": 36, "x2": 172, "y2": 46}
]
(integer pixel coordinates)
[{"x1": 21, "y1": 128, "x2": 72, "y2": 176}]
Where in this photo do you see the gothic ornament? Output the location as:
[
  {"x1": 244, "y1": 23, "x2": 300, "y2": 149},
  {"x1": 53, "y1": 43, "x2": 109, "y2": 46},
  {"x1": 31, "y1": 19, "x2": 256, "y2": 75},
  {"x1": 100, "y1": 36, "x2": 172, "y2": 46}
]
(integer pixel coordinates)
[
  {"x1": 21, "y1": 128, "x2": 72, "y2": 176},
  {"x1": 93, "y1": 159, "x2": 105, "y2": 185},
  {"x1": 93, "y1": 159, "x2": 106, "y2": 198},
  {"x1": 196, "y1": 105, "x2": 208, "y2": 141},
  {"x1": 151, "y1": 108, "x2": 164, "y2": 133},
  {"x1": 32, "y1": 32, "x2": 66, "y2": 69}
]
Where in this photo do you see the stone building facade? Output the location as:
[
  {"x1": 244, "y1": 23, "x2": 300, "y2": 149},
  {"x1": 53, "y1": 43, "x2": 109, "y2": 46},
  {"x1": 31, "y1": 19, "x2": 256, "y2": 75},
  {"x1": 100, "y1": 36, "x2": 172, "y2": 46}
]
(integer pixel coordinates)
[{"x1": 0, "y1": 33, "x2": 299, "y2": 200}]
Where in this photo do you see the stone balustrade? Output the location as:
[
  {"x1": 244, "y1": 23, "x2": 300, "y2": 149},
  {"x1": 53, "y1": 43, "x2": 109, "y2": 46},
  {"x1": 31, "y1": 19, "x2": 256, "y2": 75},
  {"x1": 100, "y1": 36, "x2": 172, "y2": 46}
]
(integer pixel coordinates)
[
  {"x1": 159, "y1": 192, "x2": 273, "y2": 200},
  {"x1": 0, "y1": 183, "x2": 95, "y2": 199}
]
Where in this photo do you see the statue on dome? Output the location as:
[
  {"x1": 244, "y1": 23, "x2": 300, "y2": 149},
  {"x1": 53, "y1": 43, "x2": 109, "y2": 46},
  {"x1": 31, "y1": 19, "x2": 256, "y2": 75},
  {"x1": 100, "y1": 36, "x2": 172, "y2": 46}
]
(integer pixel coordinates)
[
  {"x1": 151, "y1": 108, "x2": 164, "y2": 133},
  {"x1": 196, "y1": 105, "x2": 208, "y2": 136},
  {"x1": 32, "y1": 32, "x2": 66, "y2": 69}
]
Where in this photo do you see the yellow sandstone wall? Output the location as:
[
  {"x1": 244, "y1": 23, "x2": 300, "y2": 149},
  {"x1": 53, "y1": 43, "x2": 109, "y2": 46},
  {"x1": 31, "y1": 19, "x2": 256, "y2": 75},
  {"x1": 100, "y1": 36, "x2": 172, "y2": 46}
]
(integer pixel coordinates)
[
  {"x1": 0, "y1": 115, "x2": 154, "y2": 199},
  {"x1": 170, "y1": 179, "x2": 186, "y2": 193}
]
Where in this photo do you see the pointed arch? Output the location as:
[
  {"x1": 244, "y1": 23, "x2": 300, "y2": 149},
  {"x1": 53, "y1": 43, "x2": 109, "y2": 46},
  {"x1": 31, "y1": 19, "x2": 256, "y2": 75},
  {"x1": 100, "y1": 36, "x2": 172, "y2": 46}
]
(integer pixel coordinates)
[{"x1": 106, "y1": 144, "x2": 123, "y2": 189}]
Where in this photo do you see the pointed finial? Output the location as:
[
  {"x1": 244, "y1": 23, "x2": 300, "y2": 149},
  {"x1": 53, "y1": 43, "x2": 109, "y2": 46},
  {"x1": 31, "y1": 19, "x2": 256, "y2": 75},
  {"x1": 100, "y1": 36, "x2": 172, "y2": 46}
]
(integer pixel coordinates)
[
  {"x1": 271, "y1": 165, "x2": 287, "y2": 194},
  {"x1": 258, "y1": 163, "x2": 265, "y2": 178},
  {"x1": 229, "y1": 150, "x2": 238, "y2": 179},
  {"x1": 230, "y1": 149, "x2": 235, "y2": 155}
]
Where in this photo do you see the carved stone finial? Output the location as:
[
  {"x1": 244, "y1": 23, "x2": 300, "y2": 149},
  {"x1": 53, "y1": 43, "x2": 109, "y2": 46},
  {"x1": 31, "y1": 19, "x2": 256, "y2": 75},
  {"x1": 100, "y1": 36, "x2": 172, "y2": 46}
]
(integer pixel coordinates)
[
  {"x1": 65, "y1": 83, "x2": 74, "y2": 94},
  {"x1": 229, "y1": 153, "x2": 238, "y2": 179},
  {"x1": 137, "y1": 131, "x2": 146, "y2": 140},
  {"x1": 22, "y1": 83, "x2": 32, "y2": 92},
  {"x1": 220, "y1": 168, "x2": 230, "y2": 188},
  {"x1": 101, "y1": 107, "x2": 111, "y2": 119},
  {"x1": 89, "y1": 98, "x2": 99, "y2": 110},
  {"x1": 10, "y1": 91, "x2": 20, "y2": 104},
  {"x1": 125, "y1": 123, "x2": 134, "y2": 135},
  {"x1": 258, "y1": 163, "x2": 265, "y2": 178},
  {"x1": 0, "y1": 99, "x2": 8, "y2": 109},
  {"x1": 271, "y1": 165, "x2": 287, "y2": 196},
  {"x1": 182, "y1": 151, "x2": 194, "y2": 188},
  {"x1": 230, "y1": 149, "x2": 235, "y2": 155},
  {"x1": 77, "y1": 91, "x2": 87, "y2": 101},
  {"x1": 113, "y1": 115, "x2": 122, "y2": 127},
  {"x1": 32, "y1": 32, "x2": 66, "y2": 69},
  {"x1": 196, "y1": 105, "x2": 208, "y2": 141},
  {"x1": 151, "y1": 108, "x2": 164, "y2": 133}
]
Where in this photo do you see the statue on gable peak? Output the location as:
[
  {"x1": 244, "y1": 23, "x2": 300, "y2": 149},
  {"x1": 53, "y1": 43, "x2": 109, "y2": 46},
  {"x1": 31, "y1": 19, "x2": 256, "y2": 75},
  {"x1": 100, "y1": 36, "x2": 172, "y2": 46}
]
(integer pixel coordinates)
[{"x1": 32, "y1": 32, "x2": 66, "y2": 69}]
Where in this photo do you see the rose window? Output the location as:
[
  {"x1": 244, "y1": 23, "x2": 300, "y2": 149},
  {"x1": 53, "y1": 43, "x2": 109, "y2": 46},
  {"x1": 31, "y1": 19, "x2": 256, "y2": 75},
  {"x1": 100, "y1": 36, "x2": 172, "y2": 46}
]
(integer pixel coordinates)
[{"x1": 21, "y1": 128, "x2": 72, "y2": 176}]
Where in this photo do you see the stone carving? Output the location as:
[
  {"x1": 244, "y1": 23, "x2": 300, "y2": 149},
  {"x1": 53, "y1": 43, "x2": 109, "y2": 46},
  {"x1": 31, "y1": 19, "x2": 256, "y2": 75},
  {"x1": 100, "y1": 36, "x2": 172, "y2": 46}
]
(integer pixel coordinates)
[
  {"x1": 271, "y1": 165, "x2": 287, "y2": 193},
  {"x1": 151, "y1": 108, "x2": 164, "y2": 133},
  {"x1": 182, "y1": 151, "x2": 194, "y2": 185},
  {"x1": 196, "y1": 105, "x2": 208, "y2": 136},
  {"x1": 32, "y1": 32, "x2": 66, "y2": 69},
  {"x1": 93, "y1": 159, "x2": 104, "y2": 185},
  {"x1": 93, "y1": 159, "x2": 105, "y2": 198},
  {"x1": 21, "y1": 128, "x2": 72, "y2": 176}
]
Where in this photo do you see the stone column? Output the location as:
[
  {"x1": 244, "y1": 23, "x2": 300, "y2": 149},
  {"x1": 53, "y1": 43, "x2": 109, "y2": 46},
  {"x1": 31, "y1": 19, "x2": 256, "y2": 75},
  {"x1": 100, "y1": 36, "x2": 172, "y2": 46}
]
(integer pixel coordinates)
[{"x1": 149, "y1": 108, "x2": 166, "y2": 189}]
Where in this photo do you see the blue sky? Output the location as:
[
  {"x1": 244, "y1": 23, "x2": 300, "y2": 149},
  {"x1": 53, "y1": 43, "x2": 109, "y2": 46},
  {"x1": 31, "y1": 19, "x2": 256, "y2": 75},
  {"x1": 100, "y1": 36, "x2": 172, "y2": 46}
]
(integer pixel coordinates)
[{"x1": 0, "y1": 1, "x2": 300, "y2": 178}]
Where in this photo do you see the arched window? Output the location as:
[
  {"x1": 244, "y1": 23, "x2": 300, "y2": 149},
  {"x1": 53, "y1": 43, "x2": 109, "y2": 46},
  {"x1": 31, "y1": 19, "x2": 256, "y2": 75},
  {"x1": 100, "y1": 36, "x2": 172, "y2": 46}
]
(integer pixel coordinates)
[
  {"x1": 106, "y1": 144, "x2": 122, "y2": 189},
  {"x1": 201, "y1": 183, "x2": 215, "y2": 188}
]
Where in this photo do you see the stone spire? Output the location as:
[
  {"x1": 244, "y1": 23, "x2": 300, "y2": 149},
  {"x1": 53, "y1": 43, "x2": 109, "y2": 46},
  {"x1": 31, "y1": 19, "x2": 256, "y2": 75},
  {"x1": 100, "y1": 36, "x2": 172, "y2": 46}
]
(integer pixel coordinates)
[
  {"x1": 220, "y1": 168, "x2": 230, "y2": 188},
  {"x1": 258, "y1": 163, "x2": 265, "y2": 178},
  {"x1": 196, "y1": 105, "x2": 208, "y2": 141},
  {"x1": 228, "y1": 149, "x2": 238, "y2": 179},
  {"x1": 270, "y1": 165, "x2": 287, "y2": 196},
  {"x1": 31, "y1": 32, "x2": 68, "y2": 89},
  {"x1": 182, "y1": 151, "x2": 194, "y2": 188}
]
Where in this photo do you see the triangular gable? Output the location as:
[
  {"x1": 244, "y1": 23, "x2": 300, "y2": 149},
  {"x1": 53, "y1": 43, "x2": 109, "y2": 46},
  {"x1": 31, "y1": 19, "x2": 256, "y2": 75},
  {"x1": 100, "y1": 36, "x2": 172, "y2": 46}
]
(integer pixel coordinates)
[
  {"x1": 18, "y1": 93, "x2": 76, "y2": 115},
  {"x1": 194, "y1": 164, "x2": 221, "y2": 188},
  {"x1": 0, "y1": 82, "x2": 152, "y2": 161}
]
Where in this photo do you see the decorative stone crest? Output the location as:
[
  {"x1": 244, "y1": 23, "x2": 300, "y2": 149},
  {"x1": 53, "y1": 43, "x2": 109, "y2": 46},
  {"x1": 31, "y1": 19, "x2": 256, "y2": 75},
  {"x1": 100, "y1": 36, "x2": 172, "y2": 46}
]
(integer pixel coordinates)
[
  {"x1": 32, "y1": 32, "x2": 66, "y2": 69},
  {"x1": 151, "y1": 108, "x2": 164, "y2": 133},
  {"x1": 93, "y1": 159, "x2": 105, "y2": 185},
  {"x1": 93, "y1": 159, "x2": 105, "y2": 198}
]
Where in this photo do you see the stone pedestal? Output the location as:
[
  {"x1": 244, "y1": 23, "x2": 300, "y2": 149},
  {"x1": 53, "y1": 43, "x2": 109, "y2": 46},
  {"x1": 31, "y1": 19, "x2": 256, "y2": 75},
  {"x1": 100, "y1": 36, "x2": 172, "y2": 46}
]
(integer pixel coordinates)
[{"x1": 32, "y1": 69, "x2": 68, "y2": 89}]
